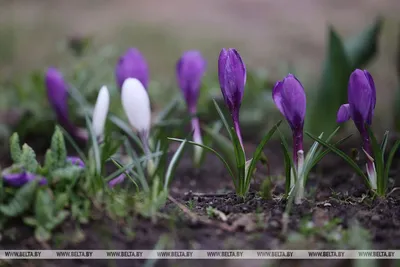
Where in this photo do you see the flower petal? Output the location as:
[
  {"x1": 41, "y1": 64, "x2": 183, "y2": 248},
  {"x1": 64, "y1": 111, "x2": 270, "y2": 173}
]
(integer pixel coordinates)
[
  {"x1": 3, "y1": 172, "x2": 47, "y2": 187},
  {"x1": 115, "y1": 48, "x2": 149, "y2": 89},
  {"x1": 176, "y1": 50, "x2": 207, "y2": 113},
  {"x1": 218, "y1": 48, "x2": 246, "y2": 114},
  {"x1": 336, "y1": 104, "x2": 351, "y2": 123},
  {"x1": 92, "y1": 86, "x2": 110, "y2": 138},
  {"x1": 67, "y1": 156, "x2": 85, "y2": 168},
  {"x1": 121, "y1": 78, "x2": 151, "y2": 135},
  {"x1": 108, "y1": 174, "x2": 126, "y2": 188},
  {"x1": 272, "y1": 80, "x2": 284, "y2": 116}
]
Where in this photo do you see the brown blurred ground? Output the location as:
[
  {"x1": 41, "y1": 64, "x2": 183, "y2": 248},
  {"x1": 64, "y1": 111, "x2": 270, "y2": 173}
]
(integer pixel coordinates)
[{"x1": 0, "y1": 0, "x2": 399, "y2": 124}]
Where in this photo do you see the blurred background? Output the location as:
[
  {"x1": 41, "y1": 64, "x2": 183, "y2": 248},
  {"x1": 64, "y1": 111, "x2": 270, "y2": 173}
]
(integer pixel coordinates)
[{"x1": 1, "y1": 0, "x2": 400, "y2": 144}]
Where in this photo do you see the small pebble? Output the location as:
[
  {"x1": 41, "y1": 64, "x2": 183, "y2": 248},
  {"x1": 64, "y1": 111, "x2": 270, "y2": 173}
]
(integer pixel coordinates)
[{"x1": 324, "y1": 202, "x2": 332, "y2": 207}]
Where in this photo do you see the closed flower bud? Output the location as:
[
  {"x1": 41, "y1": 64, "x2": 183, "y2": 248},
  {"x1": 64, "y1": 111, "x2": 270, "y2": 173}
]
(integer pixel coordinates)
[
  {"x1": 121, "y1": 78, "x2": 151, "y2": 137},
  {"x1": 272, "y1": 74, "x2": 306, "y2": 164},
  {"x1": 2, "y1": 172, "x2": 47, "y2": 187},
  {"x1": 67, "y1": 156, "x2": 85, "y2": 168},
  {"x1": 115, "y1": 48, "x2": 149, "y2": 89},
  {"x1": 176, "y1": 50, "x2": 206, "y2": 114},
  {"x1": 45, "y1": 67, "x2": 88, "y2": 141},
  {"x1": 108, "y1": 173, "x2": 126, "y2": 188},
  {"x1": 92, "y1": 86, "x2": 110, "y2": 139},
  {"x1": 218, "y1": 48, "x2": 246, "y2": 147},
  {"x1": 336, "y1": 69, "x2": 377, "y2": 188}
]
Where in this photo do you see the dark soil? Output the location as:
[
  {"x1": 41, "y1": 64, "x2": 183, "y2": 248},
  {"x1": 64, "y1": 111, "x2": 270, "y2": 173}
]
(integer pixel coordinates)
[{"x1": 1, "y1": 140, "x2": 400, "y2": 267}]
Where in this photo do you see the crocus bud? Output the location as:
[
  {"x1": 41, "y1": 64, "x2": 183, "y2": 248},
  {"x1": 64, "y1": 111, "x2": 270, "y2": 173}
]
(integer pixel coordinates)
[
  {"x1": 92, "y1": 86, "x2": 110, "y2": 139},
  {"x1": 176, "y1": 50, "x2": 206, "y2": 114},
  {"x1": 108, "y1": 173, "x2": 126, "y2": 188},
  {"x1": 121, "y1": 78, "x2": 154, "y2": 176},
  {"x1": 336, "y1": 69, "x2": 377, "y2": 188},
  {"x1": 2, "y1": 172, "x2": 47, "y2": 187},
  {"x1": 218, "y1": 48, "x2": 246, "y2": 148},
  {"x1": 176, "y1": 50, "x2": 206, "y2": 165},
  {"x1": 115, "y1": 48, "x2": 149, "y2": 89},
  {"x1": 121, "y1": 78, "x2": 151, "y2": 138},
  {"x1": 45, "y1": 67, "x2": 87, "y2": 141},
  {"x1": 67, "y1": 156, "x2": 85, "y2": 168},
  {"x1": 272, "y1": 74, "x2": 306, "y2": 165}
]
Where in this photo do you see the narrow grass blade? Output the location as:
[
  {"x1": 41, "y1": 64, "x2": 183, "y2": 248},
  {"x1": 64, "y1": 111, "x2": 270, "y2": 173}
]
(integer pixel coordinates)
[
  {"x1": 307, "y1": 134, "x2": 353, "y2": 176},
  {"x1": 380, "y1": 130, "x2": 389, "y2": 153},
  {"x1": 281, "y1": 142, "x2": 292, "y2": 196},
  {"x1": 202, "y1": 125, "x2": 236, "y2": 174},
  {"x1": 123, "y1": 139, "x2": 149, "y2": 192},
  {"x1": 108, "y1": 159, "x2": 139, "y2": 192},
  {"x1": 230, "y1": 127, "x2": 246, "y2": 194},
  {"x1": 366, "y1": 125, "x2": 383, "y2": 193},
  {"x1": 58, "y1": 125, "x2": 87, "y2": 162},
  {"x1": 246, "y1": 121, "x2": 282, "y2": 190},
  {"x1": 108, "y1": 113, "x2": 143, "y2": 150},
  {"x1": 279, "y1": 129, "x2": 297, "y2": 179},
  {"x1": 84, "y1": 114, "x2": 101, "y2": 177},
  {"x1": 164, "y1": 139, "x2": 187, "y2": 189},
  {"x1": 213, "y1": 99, "x2": 233, "y2": 141},
  {"x1": 384, "y1": 140, "x2": 400, "y2": 194},
  {"x1": 154, "y1": 97, "x2": 181, "y2": 123},
  {"x1": 168, "y1": 137, "x2": 237, "y2": 189},
  {"x1": 306, "y1": 132, "x2": 369, "y2": 186}
]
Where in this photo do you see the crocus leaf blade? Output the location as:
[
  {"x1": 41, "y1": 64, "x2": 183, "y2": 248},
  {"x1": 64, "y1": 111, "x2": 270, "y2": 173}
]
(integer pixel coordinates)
[
  {"x1": 246, "y1": 121, "x2": 281, "y2": 189},
  {"x1": 307, "y1": 26, "x2": 352, "y2": 134},
  {"x1": 366, "y1": 125, "x2": 384, "y2": 193},
  {"x1": 168, "y1": 137, "x2": 237, "y2": 188},
  {"x1": 213, "y1": 99, "x2": 233, "y2": 141},
  {"x1": 164, "y1": 139, "x2": 187, "y2": 189},
  {"x1": 230, "y1": 127, "x2": 246, "y2": 195},
  {"x1": 202, "y1": 125, "x2": 237, "y2": 175},
  {"x1": 384, "y1": 140, "x2": 400, "y2": 194},
  {"x1": 344, "y1": 17, "x2": 383, "y2": 67},
  {"x1": 306, "y1": 132, "x2": 369, "y2": 186}
]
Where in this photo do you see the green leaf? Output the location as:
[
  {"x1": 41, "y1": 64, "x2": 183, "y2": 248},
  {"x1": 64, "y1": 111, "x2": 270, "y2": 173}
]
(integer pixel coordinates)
[
  {"x1": 308, "y1": 26, "x2": 352, "y2": 134},
  {"x1": 246, "y1": 121, "x2": 282, "y2": 190},
  {"x1": 50, "y1": 126, "x2": 67, "y2": 169},
  {"x1": 278, "y1": 130, "x2": 296, "y2": 195},
  {"x1": 306, "y1": 132, "x2": 369, "y2": 186},
  {"x1": 230, "y1": 127, "x2": 246, "y2": 195},
  {"x1": 380, "y1": 131, "x2": 389, "y2": 155},
  {"x1": 9, "y1": 133, "x2": 22, "y2": 163},
  {"x1": 43, "y1": 149, "x2": 55, "y2": 172},
  {"x1": 23, "y1": 216, "x2": 38, "y2": 227},
  {"x1": 213, "y1": 99, "x2": 233, "y2": 141},
  {"x1": 108, "y1": 114, "x2": 143, "y2": 150},
  {"x1": 59, "y1": 126, "x2": 87, "y2": 162},
  {"x1": 202, "y1": 125, "x2": 236, "y2": 175},
  {"x1": 366, "y1": 125, "x2": 383, "y2": 194},
  {"x1": 85, "y1": 114, "x2": 101, "y2": 177},
  {"x1": 0, "y1": 180, "x2": 38, "y2": 217},
  {"x1": 154, "y1": 96, "x2": 181, "y2": 124},
  {"x1": 20, "y1": 144, "x2": 39, "y2": 173},
  {"x1": 344, "y1": 17, "x2": 383, "y2": 67},
  {"x1": 384, "y1": 140, "x2": 400, "y2": 194},
  {"x1": 55, "y1": 193, "x2": 69, "y2": 211},
  {"x1": 164, "y1": 139, "x2": 187, "y2": 189},
  {"x1": 52, "y1": 166, "x2": 83, "y2": 182},
  {"x1": 35, "y1": 189, "x2": 54, "y2": 226},
  {"x1": 168, "y1": 137, "x2": 237, "y2": 188}
]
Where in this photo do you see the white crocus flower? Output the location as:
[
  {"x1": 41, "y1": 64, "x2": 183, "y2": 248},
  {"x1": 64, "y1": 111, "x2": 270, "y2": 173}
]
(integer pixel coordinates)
[
  {"x1": 121, "y1": 78, "x2": 154, "y2": 175},
  {"x1": 121, "y1": 78, "x2": 151, "y2": 137},
  {"x1": 92, "y1": 85, "x2": 110, "y2": 139}
]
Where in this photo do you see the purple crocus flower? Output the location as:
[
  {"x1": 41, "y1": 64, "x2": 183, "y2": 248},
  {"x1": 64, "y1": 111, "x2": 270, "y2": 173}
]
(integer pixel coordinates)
[
  {"x1": 3, "y1": 172, "x2": 47, "y2": 187},
  {"x1": 176, "y1": 50, "x2": 206, "y2": 114},
  {"x1": 115, "y1": 48, "x2": 149, "y2": 89},
  {"x1": 218, "y1": 48, "x2": 246, "y2": 148},
  {"x1": 337, "y1": 69, "x2": 376, "y2": 188},
  {"x1": 45, "y1": 67, "x2": 87, "y2": 141},
  {"x1": 272, "y1": 74, "x2": 306, "y2": 165},
  {"x1": 67, "y1": 156, "x2": 85, "y2": 168},
  {"x1": 108, "y1": 173, "x2": 126, "y2": 188},
  {"x1": 176, "y1": 50, "x2": 207, "y2": 162}
]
